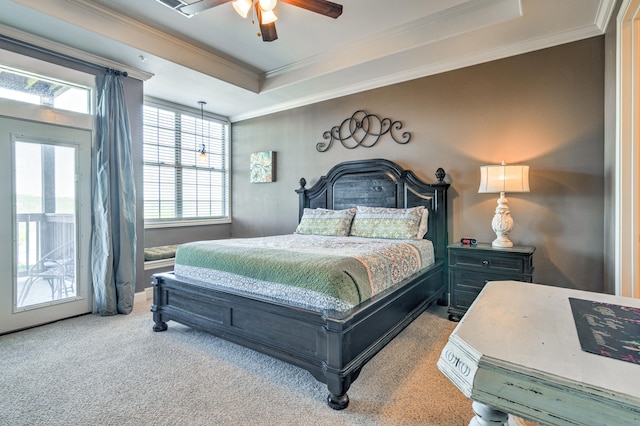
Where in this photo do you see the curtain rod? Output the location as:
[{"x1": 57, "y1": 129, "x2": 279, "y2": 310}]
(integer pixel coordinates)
[
  {"x1": 105, "y1": 67, "x2": 128, "y2": 77},
  {"x1": 0, "y1": 33, "x2": 138, "y2": 78},
  {"x1": 1, "y1": 33, "x2": 105, "y2": 72}
]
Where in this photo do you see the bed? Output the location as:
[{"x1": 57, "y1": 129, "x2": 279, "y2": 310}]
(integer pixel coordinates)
[{"x1": 151, "y1": 158, "x2": 450, "y2": 409}]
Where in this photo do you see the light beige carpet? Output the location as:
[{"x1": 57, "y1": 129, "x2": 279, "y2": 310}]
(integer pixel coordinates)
[{"x1": 0, "y1": 300, "x2": 476, "y2": 425}]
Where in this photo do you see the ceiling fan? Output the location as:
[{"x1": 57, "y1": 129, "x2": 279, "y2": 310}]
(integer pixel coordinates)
[{"x1": 157, "y1": 0, "x2": 343, "y2": 42}]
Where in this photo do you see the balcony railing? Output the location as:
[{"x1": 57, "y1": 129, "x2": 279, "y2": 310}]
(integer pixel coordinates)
[{"x1": 16, "y1": 213, "x2": 76, "y2": 306}]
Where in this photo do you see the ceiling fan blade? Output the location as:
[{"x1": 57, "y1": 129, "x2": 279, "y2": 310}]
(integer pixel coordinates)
[
  {"x1": 280, "y1": 0, "x2": 342, "y2": 19},
  {"x1": 255, "y1": 4, "x2": 278, "y2": 41},
  {"x1": 179, "y1": 0, "x2": 232, "y2": 16}
]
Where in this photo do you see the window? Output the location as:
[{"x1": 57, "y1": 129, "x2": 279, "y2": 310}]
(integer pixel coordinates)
[
  {"x1": 143, "y1": 100, "x2": 230, "y2": 226},
  {"x1": 0, "y1": 65, "x2": 91, "y2": 114}
]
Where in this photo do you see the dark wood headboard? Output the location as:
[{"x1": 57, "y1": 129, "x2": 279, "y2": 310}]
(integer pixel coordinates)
[{"x1": 295, "y1": 158, "x2": 449, "y2": 262}]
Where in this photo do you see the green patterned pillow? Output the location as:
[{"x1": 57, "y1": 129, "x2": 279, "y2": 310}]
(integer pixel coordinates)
[
  {"x1": 350, "y1": 206, "x2": 425, "y2": 239},
  {"x1": 295, "y1": 208, "x2": 356, "y2": 236}
]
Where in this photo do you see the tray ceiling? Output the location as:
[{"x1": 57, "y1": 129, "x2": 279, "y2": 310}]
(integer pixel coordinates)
[{"x1": 0, "y1": 0, "x2": 616, "y2": 121}]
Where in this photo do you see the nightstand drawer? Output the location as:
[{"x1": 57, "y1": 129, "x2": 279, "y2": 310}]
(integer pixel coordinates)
[
  {"x1": 450, "y1": 251, "x2": 526, "y2": 273},
  {"x1": 450, "y1": 269, "x2": 527, "y2": 291}
]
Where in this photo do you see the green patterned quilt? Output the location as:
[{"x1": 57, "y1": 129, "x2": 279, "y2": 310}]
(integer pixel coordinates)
[{"x1": 175, "y1": 234, "x2": 434, "y2": 306}]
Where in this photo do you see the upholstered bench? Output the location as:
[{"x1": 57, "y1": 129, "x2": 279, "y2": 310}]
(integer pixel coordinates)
[
  {"x1": 144, "y1": 244, "x2": 179, "y2": 275},
  {"x1": 144, "y1": 244, "x2": 179, "y2": 262},
  {"x1": 143, "y1": 245, "x2": 180, "y2": 295},
  {"x1": 144, "y1": 244, "x2": 178, "y2": 300}
]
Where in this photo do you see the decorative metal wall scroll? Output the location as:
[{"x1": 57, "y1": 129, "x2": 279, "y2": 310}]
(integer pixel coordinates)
[{"x1": 316, "y1": 110, "x2": 412, "y2": 152}]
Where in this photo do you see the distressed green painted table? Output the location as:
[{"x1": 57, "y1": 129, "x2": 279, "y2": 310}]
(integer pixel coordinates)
[{"x1": 438, "y1": 281, "x2": 640, "y2": 426}]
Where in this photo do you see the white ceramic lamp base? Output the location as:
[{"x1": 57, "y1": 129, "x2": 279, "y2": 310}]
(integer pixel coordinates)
[{"x1": 491, "y1": 192, "x2": 514, "y2": 248}]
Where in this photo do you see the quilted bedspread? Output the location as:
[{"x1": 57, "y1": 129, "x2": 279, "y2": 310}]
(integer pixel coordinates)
[{"x1": 174, "y1": 234, "x2": 434, "y2": 306}]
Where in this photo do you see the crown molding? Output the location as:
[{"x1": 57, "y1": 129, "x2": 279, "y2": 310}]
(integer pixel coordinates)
[
  {"x1": 232, "y1": 21, "x2": 605, "y2": 122},
  {"x1": 0, "y1": 23, "x2": 153, "y2": 81},
  {"x1": 12, "y1": 0, "x2": 260, "y2": 92},
  {"x1": 261, "y1": 0, "x2": 522, "y2": 91},
  {"x1": 594, "y1": 0, "x2": 619, "y2": 31}
]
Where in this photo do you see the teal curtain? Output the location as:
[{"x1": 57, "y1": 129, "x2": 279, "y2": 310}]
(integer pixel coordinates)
[{"x1": 91, "y1": 70, "x2": 136, "y2": 315}]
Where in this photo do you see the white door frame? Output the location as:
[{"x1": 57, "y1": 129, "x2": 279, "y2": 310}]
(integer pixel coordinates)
[
  {"x1": 0, "y1": 115, "x2": 93, "y2": 333},
  {"x1": 616, "y1": 0, "x2": 640, "y2": 298}
]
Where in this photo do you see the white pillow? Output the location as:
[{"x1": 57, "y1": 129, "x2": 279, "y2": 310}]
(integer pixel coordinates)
[{"x1": 416, "y1": 208, "x2": 429, "y2": 239}]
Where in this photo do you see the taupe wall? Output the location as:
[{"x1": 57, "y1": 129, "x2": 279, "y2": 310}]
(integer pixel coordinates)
[{"x1": 231, "y1": 37, "x2": 606, "y2": 293}]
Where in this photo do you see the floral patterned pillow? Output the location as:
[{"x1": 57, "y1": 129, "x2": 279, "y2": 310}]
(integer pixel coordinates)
[
  {"x1": 350, "y1": 206, "x2": 425, "y2": 239},
  {"x1": 295, "y1": 208, "x2": 356, "y2": 236}
]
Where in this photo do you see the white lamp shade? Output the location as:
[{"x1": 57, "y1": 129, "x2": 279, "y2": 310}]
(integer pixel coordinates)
[
  {"x1": 259, "y1": 0, "x2": 278, "y2": 11},
  {"x1": 260, "y1": 8, "x2": 278, "y2": 24},
  {"x1": 232, "y1": 0, "x2": 252, "y2": 18},
  {"x1": 478, "y1": 164, "x2": 530, "y2": 194}
]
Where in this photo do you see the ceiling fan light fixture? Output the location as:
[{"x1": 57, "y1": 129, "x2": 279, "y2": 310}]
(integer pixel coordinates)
[
  {"x1": 259, "y1": 0, "x2": 277, "y2": 11},
  {"x1": 232, "y1": 0, "x2": 252, "y2": 18},
  {"x1": 260, "y1": 9, "x2": 278, "y2": 25}
]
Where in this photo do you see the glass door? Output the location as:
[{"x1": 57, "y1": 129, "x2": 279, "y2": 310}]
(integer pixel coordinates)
[
  {"x1": 15, "y1": 141, "x2": 78, "y2": 307},
  {"x1": 0, "y1": 117, "x2": 92, "y2": 334}
]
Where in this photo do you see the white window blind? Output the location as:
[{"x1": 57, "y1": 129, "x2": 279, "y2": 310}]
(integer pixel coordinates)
[{"x1": 143, "y1": 101, "x2": 229, "y2": 225}]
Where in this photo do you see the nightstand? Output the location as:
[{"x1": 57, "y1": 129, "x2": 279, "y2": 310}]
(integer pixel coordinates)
[{"x1": 447, "y1": 243, "x2": 535, "y2": 321}]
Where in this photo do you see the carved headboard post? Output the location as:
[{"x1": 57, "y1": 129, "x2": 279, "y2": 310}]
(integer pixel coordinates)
[
  {"x1": 430, "y1": 177, "x2": 450, "y2": 264},
  {"x1": 295, "y1": 178, "x2": 308, "y2": 221}
]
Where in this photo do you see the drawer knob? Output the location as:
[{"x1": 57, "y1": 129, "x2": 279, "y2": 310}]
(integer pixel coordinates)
[{"x1": 482, "y1": 260, "x2": 489, "y2": 265}]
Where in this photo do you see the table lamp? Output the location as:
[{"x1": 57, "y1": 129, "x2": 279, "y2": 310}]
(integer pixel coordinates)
[{"x1": 478, "y1": 161, "x2": 530, "y2": 248}]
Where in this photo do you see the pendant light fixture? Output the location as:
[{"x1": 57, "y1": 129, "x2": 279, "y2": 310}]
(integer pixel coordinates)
[{"x1": 198, "y1": 100, "x2": 207, "y2": 160}]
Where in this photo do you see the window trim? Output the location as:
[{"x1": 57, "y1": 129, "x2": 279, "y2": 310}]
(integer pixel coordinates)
[
  {"x1": 143, "y1": 97, "x2": 231, "y2": 228},
  {"x1": 144, "y1": 217, "x2": 230, "y2": 229},
  {"x1": 0, "y1": 48, "x2": 95, "y2": 128}
]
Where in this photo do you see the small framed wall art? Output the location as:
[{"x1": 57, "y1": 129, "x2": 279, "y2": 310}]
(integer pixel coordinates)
[{"x1": 250, "y1": 151, "x2": 276, "y2": 183}]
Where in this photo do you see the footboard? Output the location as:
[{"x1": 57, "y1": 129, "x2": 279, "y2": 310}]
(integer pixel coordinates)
[
  {"x1": 151, "y1": 261, "x2": 446, "y2": 409},
  {"x1": 152, "y1": 272, "x2": 330, "y2": 378}
]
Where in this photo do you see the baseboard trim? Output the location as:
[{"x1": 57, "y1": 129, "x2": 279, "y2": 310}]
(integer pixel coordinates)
[{"x1": 134, "y1": 288, "x2": 153, "y2": 306}]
